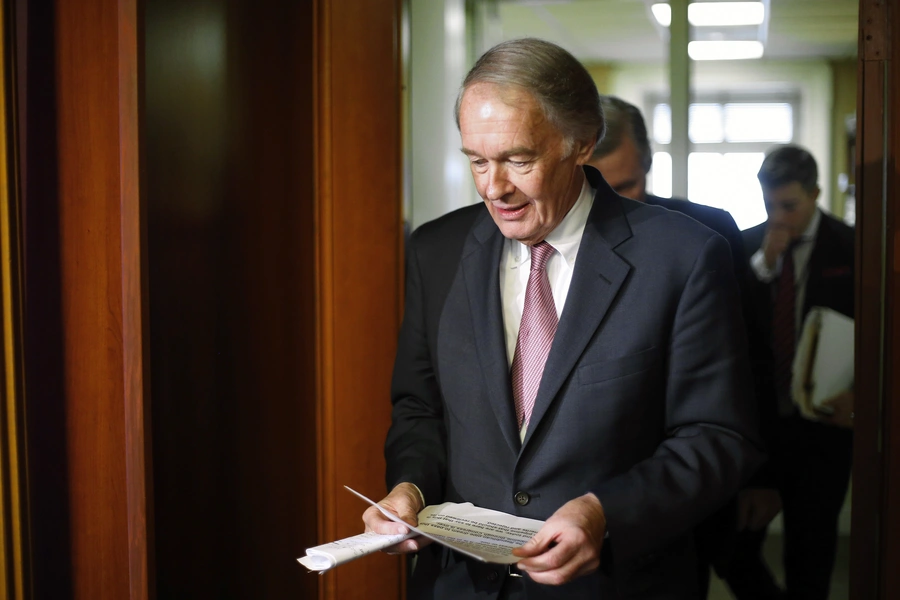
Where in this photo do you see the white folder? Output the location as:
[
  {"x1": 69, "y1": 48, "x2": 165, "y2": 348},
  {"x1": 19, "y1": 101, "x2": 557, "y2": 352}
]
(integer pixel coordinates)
[{"x1": 792, "y1": 306, "x2": 854, "y2": 419}]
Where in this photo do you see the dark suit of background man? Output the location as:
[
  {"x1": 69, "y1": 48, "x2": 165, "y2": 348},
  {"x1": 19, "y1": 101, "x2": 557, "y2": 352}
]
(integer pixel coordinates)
[
  {"x1": 362, "y1": 38, "x2": 764, "y2": 600},
  {"x1": 723, "y1": 145, "x2": 855, "y2": 600},
  {"x1": 586, "y1": 95, "x2": 748, "y2": 283},
  {"x1": 587, "y1": 95, "x2": 783, "y2": 598}
]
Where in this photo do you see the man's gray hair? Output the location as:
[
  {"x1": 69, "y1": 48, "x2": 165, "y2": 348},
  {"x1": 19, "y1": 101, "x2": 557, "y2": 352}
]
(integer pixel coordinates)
[
  {"x1": 454, "y1": 38, "x2": 605, "y2": 154},
  {"x1": 592, "y1": 95, "x2": 653, "y2": 174}
]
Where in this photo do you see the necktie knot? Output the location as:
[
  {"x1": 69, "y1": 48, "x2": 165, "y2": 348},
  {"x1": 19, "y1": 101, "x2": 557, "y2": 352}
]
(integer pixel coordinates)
[{"x1": 530, "y1": 241, "x2": 554, "y2": 272}]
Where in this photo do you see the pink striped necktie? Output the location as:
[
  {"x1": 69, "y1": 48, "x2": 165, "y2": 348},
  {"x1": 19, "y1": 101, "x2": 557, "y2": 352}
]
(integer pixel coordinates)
[{"x1": 511, "y1": 241, "x2": 559, "y2": 430}]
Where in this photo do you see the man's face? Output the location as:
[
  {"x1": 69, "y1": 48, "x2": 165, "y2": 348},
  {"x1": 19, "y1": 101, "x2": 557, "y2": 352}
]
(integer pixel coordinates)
[
  {"x1": 458, "y1": 83, "x2": 594, "y2": 246},
  {"x1": 587, "y1": 133, "x2": 647, "y2": 202},
  {"x1": 762, "y1": 181, "x2": 820, "y2": 239}
]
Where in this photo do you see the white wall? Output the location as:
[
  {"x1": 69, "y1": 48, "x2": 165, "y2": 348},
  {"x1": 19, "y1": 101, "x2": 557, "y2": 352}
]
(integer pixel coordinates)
[{"x1": 408, "y1": 0, "x2": 476, "y2": 230}]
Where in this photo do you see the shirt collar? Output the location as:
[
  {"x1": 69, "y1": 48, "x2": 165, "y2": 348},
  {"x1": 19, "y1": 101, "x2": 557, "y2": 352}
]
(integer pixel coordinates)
[
  {"x1": 799, "y1": 208, "x2": 821, "y2": 244},
  {"x1": 511, "y1": 176, "x2": 594, "y2": 266}
]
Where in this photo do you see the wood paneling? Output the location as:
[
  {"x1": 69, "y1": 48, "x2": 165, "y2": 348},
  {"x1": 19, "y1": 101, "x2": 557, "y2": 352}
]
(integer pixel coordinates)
[
  {"x1": 852, "y1": 60, "x2": 885, "y2": 600},
  {"x1": 146, "y1": 0, "x2": 402, "y2": 597},
  {"x1": 0, "y1": 0, "x2": 31, "y2": 596},
  {"x1": 55, "y1": 0, "x2": 148, "y2": 595},
  {"x1": 23, "y1": 0, "x2": 149, "y2": 598},
  {"x1": 21, "y1": 0, "x2": 402, "y2": 596},
  {"x1": 853, "y1": 0, "x2": 894, "y2": 598},
  {"x1": 315, "y1": 0, "x2": 405, "y2": 598},
  {"x1": 144, "y1": 3, "x2": 232, "y2": 595},
  {"x1": 883, "y1": 0, "x2": 900, "y2": 595},
  {"x1": 22, "y1": 0, "x2": 71, "y2": 595},
  {"x1": 145, "y1": 1, "x2": 319, "y2": 598}
]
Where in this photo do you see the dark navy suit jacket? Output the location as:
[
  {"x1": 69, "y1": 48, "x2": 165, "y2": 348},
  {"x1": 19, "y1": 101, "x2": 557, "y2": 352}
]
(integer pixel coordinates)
[
  {"x1": 646, "y1": 194, "x2": 747, "y2": 285},
  {"x1": 386, "y1": 167, "x2": 765, "y2": 599}
]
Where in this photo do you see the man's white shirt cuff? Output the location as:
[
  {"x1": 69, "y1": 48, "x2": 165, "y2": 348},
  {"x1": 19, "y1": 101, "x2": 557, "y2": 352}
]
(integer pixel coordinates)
[{"x1": 750, "y1": 249, "x2": 776, "y2": 283}]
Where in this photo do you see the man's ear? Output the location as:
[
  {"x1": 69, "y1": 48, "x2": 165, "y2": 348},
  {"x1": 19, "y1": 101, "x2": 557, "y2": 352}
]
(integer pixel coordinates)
[
  {"x1": 811, "y1": 185, "x2": 821, "y2": 203},
  {"x1": 573, "y1": 135, "x2": 597, "y2": 165}
]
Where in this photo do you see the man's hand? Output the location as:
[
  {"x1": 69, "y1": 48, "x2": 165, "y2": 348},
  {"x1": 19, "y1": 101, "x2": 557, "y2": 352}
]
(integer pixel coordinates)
[
  {"x1": 362, "y1": 482, "x2": 431, "y2": 554},
  {"x1": 512, "y1": 493, "x2": 606, "y2": 586},
  {"x1": 815, "y1": 390, "x2": 854, "y2": 429},
  {"x1": 736, "y1": 488, "x2": 782, "y2": 531},
  {"x1": 762, "y1": 223, "x2": 794, "y2": 269}
]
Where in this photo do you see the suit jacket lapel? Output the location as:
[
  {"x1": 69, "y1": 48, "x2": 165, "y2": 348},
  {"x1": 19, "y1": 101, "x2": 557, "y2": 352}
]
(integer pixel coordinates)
[
  {"x1": 462, "y1": 212, "x2": 521, "y2": 453},
  {"x1": 805, "y1": 213, "x2": 830, "y2": 309},
  {"x1": 804, "y1": 212, "x2": 851, "y2": 312},
  {"x1": 521, "y1": 177, "x2": 633, "y2": 450}
]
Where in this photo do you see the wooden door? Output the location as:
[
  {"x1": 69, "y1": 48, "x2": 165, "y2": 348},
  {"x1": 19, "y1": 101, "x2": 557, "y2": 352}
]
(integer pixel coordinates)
[
  {"x1": 18, "y1": 0, "x2": 404, "y2": 598},
  {"x1": 853, "y1": 0, "x2": 900, "y2": 597}
]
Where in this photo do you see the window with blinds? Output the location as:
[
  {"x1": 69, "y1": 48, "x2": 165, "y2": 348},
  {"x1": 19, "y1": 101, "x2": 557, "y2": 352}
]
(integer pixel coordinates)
[{"x1": 647, "y1": 96, "x2": 797, "y2": 230}]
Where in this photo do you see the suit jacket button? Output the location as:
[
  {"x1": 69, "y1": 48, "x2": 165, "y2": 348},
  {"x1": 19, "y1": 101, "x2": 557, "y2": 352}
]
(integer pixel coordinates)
[
  {"x1": 514, "y1": 491, "x2": 530, "y2": 506},
  {"x1": 487, "y1": 569, "x2": 499, "y2": 582}
]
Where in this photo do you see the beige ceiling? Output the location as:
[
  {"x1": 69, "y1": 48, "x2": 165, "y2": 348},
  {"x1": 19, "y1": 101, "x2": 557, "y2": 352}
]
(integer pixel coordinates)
[{"x1": 494, "y1": 0, "x2": 859, "y2": 64}]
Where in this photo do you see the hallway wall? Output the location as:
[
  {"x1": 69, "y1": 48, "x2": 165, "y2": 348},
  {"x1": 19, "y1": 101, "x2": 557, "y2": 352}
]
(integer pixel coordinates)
[{"x1": 408, "y1": 0, "x2": 474, "y2": 230}]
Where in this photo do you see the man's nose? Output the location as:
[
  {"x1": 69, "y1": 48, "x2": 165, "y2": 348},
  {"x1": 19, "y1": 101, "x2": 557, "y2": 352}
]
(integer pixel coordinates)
[
  {"x1": 485, "y1": 165, "x2": 513, "y2": 200},
  {"x1": 766, "y1": 207, "x2": 785, "y2": 223}
]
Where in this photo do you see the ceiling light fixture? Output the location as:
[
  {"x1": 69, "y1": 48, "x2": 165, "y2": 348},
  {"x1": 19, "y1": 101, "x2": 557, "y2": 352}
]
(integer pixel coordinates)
[
  {"x1": 652, "y1": 2, "x2": 766, "y2": 28},
  {"x1": 687, "y1": 40, "x2": 765, "y2": 60}
]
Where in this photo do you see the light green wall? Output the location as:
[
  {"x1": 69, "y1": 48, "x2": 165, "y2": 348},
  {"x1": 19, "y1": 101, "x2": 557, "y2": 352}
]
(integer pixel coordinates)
[
  {"x1": 585, "y1": 62, "x2": 615, "y2": 95},
  {"x1": 830, "y1": 59, "x2": 857, "y2": 219}
]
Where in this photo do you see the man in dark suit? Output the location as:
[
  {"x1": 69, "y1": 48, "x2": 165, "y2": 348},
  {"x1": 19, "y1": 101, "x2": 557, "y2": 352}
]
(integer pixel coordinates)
[
  {"x1": 723, "y1": 145, "x2": 854, "y2": 600},
  {"x1": 587, "y1": 95, "x2": 747, "y2": 281},
  {"x1": 587, "y1": 95, "x2": 783, "y2": 597},
  {"x1": 363, "y1": 38, "x2": 764, "y2": 599}
]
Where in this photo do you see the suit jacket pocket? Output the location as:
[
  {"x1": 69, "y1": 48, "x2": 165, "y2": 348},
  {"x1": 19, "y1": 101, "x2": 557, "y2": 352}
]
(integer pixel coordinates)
[{"x1": 578, "y1": 347, "x2": 658, "y2": 386}]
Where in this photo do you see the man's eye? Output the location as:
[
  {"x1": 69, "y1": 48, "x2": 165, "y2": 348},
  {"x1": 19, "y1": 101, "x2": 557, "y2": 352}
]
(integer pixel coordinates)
[{"x1": 510, "y1": 160, "x2": 529, "y2": 168}]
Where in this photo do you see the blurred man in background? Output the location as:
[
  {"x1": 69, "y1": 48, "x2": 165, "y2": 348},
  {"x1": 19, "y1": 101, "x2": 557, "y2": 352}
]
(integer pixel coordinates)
[{"x1": 731, "y1": 145, "x2": 854, "y2": 600}]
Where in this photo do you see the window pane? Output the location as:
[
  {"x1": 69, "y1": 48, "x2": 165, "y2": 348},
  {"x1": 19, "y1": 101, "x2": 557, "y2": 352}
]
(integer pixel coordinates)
[
  {"x1": 648, "y1": 152, "x2": 672, "y2": 198},
  {"x1": 724, "y1": 103, "x2": 793, "y2": 142},
  {"x1": 653, "y1": 104, "x2": 672, "y2": 144},
  {"x1": 687, "y1": 153, "x2": 722, "y2": 207},
  {"x1": 722, "y1": 152, "x2": 767, "y2": 229},
  {"x1": 689, "y1": 104, "x2": 724, "y2": 143},
  {"x1": 687, "y1": 152, "x2": 767, "y2": 230}
]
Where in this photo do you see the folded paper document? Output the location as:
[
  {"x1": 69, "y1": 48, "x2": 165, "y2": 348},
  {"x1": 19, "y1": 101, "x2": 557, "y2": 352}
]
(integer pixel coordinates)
[
  {"x1": 297, "y1": 530, "x2": 415, "y2": 572},
  {"x1": 298, "y1": 486, "x2": 545, "y2": 572},
  {"x1": 792, "y1": 306, "x2": 854, "y2": 419}
]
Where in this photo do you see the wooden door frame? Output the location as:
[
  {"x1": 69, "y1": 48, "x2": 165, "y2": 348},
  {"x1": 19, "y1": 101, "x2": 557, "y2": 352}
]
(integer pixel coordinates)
[
  {"x1": 18, "y1": 0, "x2": 150, "y2": 597},
  {"x1": 314, "y1": 0, "x2": 406, "y2": 598},
  {"x1": 853, "y1": 0, "x2": 897, "y2": 597},
  {"x1": 0, "y1": 0, "x2": 29, "y2": 596}
]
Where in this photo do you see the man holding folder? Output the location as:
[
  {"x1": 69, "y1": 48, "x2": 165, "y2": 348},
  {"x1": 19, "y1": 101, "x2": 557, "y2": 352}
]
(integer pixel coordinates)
[{"x1": 729, "y1": 145, "x2": 855, "y2": 599}]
